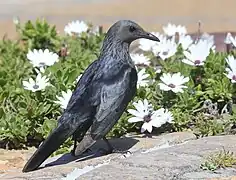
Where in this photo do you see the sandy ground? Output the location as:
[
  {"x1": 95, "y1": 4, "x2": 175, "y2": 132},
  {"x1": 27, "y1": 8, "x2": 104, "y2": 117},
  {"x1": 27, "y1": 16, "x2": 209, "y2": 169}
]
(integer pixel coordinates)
[{"x1": 1, "y1": 0, "x2": 236, "y2": 38}]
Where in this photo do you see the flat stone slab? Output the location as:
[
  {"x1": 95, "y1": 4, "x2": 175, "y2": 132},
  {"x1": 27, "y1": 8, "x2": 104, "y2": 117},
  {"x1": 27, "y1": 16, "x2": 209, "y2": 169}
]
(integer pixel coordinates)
[
  {"x1": 79, "y1": 135, "x2": 236, "y2": 180},
  {"x1": 1, "y1": 132, "x2": 236, "y2": 180}
]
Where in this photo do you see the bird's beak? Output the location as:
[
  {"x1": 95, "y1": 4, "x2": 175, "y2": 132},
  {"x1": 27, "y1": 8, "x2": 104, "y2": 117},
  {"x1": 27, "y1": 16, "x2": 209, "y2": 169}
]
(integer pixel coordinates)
[{"x1": 140, "y1": 31, "x2": 160, "y2": 42}]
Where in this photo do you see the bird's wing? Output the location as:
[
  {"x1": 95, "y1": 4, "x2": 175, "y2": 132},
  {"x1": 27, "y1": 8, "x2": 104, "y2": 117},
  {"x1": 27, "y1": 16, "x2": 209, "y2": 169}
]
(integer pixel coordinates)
[
  {"x1": 73, "y1": 66, "x2": 137, "y2": 156},
  {"x1": 23, "y1": 59, "x2": 102, "y2": 172},
  {"x1": 90, "y1": 67, "x2": 137, "y2": 139},
  {"x1": 64, "y1": 59, "x2": 101, "y2": 114}
]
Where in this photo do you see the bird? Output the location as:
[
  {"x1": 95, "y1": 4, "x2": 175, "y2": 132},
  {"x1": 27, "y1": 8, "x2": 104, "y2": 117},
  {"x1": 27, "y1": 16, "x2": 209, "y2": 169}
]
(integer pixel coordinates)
[{"x1": 22, "y1": 20, "x2": 160, "y2": 173}]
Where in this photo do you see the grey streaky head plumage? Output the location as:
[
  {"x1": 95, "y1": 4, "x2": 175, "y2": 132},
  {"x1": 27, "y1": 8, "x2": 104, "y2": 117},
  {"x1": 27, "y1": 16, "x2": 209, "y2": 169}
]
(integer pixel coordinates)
[{"x1": 104, "y1": 20, "x2": 160, "y2": 44}]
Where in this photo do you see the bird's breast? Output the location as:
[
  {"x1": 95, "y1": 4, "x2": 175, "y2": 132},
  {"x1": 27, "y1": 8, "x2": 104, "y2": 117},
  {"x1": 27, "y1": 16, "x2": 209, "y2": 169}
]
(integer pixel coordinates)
[{"x1": 102, "y1": 65, "x2": 135, "y2": 85}]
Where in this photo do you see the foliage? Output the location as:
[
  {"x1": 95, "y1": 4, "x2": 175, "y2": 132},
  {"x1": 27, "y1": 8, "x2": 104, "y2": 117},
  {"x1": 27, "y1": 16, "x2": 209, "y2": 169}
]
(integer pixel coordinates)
[
  {"x1": 17, "y1": 18, "x2": 61, "y2": 51},
  {"x1": 200, "y1": 148, "x2": 236, "y2": 171},
  {"x1": 134, "y1": 50, "x2": 236, "y2": 137},
  {"x1": 0, "y1": 19, "x2": 105, "y2": 150}
]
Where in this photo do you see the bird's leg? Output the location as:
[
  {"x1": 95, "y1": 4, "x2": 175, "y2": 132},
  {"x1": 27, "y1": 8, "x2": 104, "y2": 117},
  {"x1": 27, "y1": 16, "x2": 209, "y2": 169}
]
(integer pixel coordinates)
[
  {"x1": 101, "y1": 137, "x2": 131, "y2": 155},
  {"x1": 103, "y1": 137, "x2": 114, "y2": 154},
  {"x1": 70, "y1": 134, "x2": 78, "y2": 156},
  {"x1": 71, "y1": 134, "x2": 92, "y2": 156}
]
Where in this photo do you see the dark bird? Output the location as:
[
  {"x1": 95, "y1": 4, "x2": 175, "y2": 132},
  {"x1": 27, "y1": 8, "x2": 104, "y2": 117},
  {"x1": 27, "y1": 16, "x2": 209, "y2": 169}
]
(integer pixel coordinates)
[{"x1": 22, "y1": 20, "x2": 160, "y2": 173}]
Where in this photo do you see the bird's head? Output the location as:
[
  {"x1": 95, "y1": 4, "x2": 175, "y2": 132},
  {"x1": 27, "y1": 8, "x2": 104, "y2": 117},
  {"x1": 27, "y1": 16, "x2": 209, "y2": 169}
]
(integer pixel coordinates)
[{"x1": 106, "y1": 20, "x2": 160, "y2": 44}]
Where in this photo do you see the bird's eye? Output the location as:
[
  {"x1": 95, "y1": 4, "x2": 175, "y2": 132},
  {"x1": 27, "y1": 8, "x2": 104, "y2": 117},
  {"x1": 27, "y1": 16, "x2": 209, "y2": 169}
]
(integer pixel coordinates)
[{"x1": 129, "y1": 26, "x2": 136, "y2": 32}]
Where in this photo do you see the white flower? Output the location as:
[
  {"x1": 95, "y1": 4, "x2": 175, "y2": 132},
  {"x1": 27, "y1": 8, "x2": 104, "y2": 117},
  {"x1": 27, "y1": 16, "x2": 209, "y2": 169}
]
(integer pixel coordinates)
[
  {"x1": 127, "y1": 100, "x2": 173, "y2": 133},
  {"x1": 27, "y1": 49, "x2": 59, "y2": 68},
  {"x1": 64, "y1": 20, "x2": 88, "y2": 36},
  {"x1": 155, "y1": 66, "x2": 162, "y2": 74},
  {"x1": 91, "y1": 26, "x2": 100, "y2": 35},
  {"x1": 22, "y1": 73, "x2": 50, "y2": 92},
  {"x1": 128, "y1": 99, "x2": 153, "y2": 121},
  {"x1": 137, "y1": 69, "x2": 150, "y2": 88},
  {"x1": 225, "y1": 55, "x2": 236, "y2": 71},
  {"x1": 139, "y1": 32, "x2": 161, "y2": 51},
  {"x1": 228, "y1": 34, "x2": 236, "y2": 48},
  {"x1": 159, "y1": 109, "x2": 174, "y2": 123},
  {"x1": 130, "y1": 53, "x2": 150, "y2": 66},
  {"x1": 182, "y1": 40, "x2": 211, "y2": 66},
  {"x1": 152, "y1": 36, "x2": 177, "y2": 60},
  {"x1": 139, "y1": 38, "x2": 156, "y2": 51},
  {"x1": 34, "y1": 67, "x2": 45, "y2": 74},
  {"x1": 54, "y1": 89, "x2": 73, "y2": 109},
  {"x1": 163, "y1": 23, "x2": 187, "y2": 37},
  {"x1": 225, "y1": 55, "x2": 236, "y2": 83},
  {"x1": 224, "y1": 32, "x2": 233, "y2": 44},
  {"x1": 151, "y1": 108, "x2": 174, "y2": 127},
  {"x1": 198, "y1": 33, "x2": 215, "y2": 51},
  {"x1": 178, "y1": 34, "x2": 193, "y2": 50},
  {"x1": 13, "y1": 16, "x2": 20, "y2": 25},
  {"x1": 225, "y1": 70, "x2": 236, "y2": 83},
  {"x1": 158, "y1": 72, "x2": 189, "y2": 93},
  {"x1": 200, "y1": 33, "x2": 214, "y2": 44}
]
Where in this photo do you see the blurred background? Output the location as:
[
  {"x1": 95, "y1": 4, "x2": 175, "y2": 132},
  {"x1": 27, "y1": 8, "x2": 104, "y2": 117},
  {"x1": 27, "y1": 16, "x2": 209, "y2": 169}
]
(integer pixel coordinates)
[{"x1": 1, "y1": 0, "x2": 236, "y2": 38}]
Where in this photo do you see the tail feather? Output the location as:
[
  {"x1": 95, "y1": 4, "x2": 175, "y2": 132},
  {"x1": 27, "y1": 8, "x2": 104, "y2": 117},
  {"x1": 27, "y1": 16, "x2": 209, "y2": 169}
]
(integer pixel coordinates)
[{"x1": 22, "y1": 123, "x2": 76, "y2": 172}]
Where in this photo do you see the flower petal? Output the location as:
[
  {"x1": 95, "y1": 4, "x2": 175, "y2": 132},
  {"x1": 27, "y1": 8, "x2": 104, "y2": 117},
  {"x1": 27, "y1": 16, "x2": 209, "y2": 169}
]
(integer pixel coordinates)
[
  {"x1": 127, "y1": 109, "x2": 144, "y2": 118},
  {"x1": 141, "y1": 122, "x2": 153, "y2": 133},
  {"x1": 159, "y1": 83, "x2": 171, "y2": 91},
  {"x1": 128, "y1": 117, "x2": 143, "y2": 123}
]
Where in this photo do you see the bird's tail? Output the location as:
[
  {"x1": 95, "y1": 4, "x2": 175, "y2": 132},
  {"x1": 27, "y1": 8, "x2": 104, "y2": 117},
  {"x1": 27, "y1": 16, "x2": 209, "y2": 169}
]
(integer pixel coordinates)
[{"x1": 22, "y1": 122, "x2": 76, "y2": 172}]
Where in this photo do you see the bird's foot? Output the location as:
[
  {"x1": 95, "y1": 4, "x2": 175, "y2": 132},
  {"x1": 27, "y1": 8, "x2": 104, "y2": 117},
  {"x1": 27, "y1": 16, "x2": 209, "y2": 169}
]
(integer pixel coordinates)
[
  {"x1": 101, "y1": 137, "x2": 132, "y2": 156},
  {"x1": 95, "y1": 148, "x2": 110, "y2": 156}
]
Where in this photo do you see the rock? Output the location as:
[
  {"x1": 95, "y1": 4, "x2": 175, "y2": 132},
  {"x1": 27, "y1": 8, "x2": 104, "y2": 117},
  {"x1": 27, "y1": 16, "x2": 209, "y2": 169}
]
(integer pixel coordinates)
[
  {"x1": 209, "y1": 177, "x2": 236, "y2": 180},
  {"x1": 0, "y1": 147, "x2": 36, "y2": 174},
  {"x1": 1, "y1": 132, "x2": 236, "y2": 180},
  {"x1": 80, "y1": 135, "x2": 236, "y2": 180}
]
